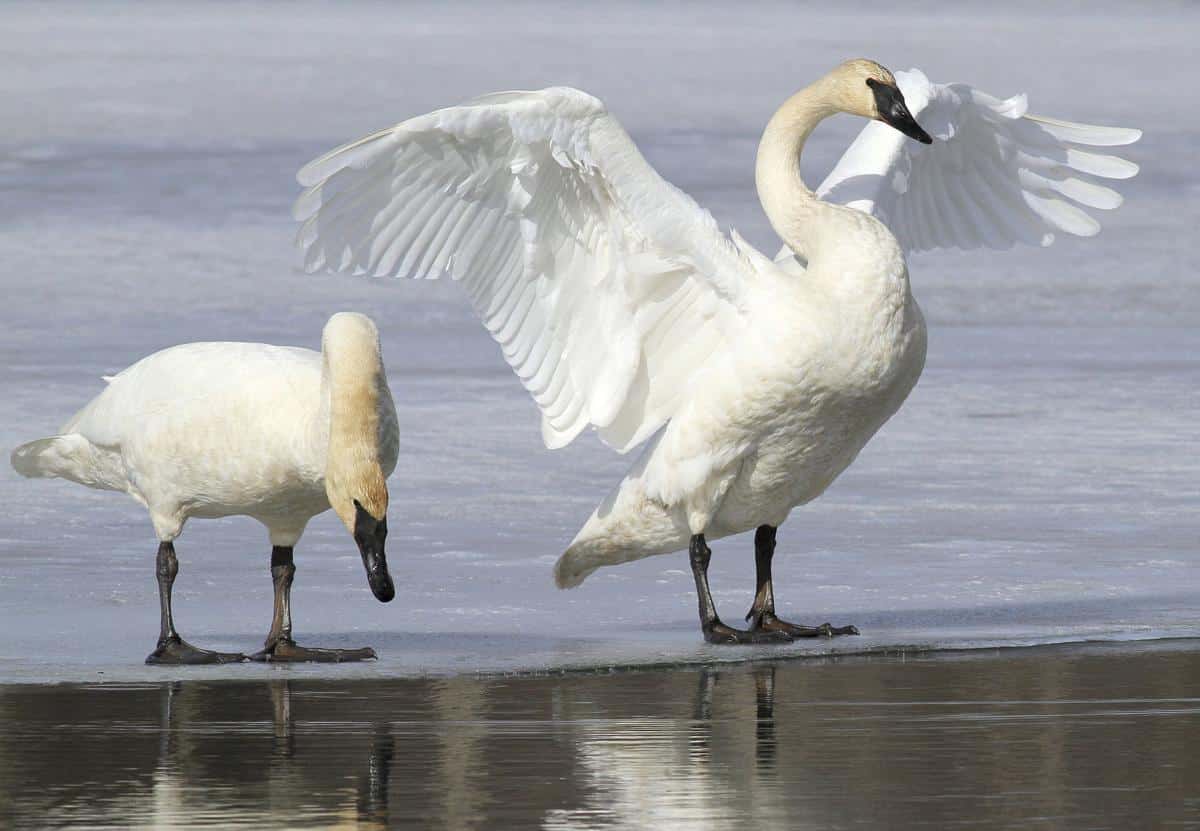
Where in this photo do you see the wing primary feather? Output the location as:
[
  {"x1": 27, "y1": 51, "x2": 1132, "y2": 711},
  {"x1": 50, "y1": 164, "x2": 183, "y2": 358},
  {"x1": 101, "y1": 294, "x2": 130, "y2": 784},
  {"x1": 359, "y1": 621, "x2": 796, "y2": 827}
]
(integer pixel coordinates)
[
  {"x1": 1018, "y1": 168, "x2": 1123, "y2": 211},
  {"x1": 923, "y1": 155, "x2": 959, "y2": 249},
  {"x1": 306, "y1": 168, "x2": 415, "y2": 271},
  {"x1": 1062, "y1": 147, "x2": 1140, "y2": 180},
  {"x1": 976, "y1": 151, "x2": 1051, "y2": 245},
  {"x1": 297, "y1": 127, "x2": 398, "y2": 187},
  {"x1": 1025, "y1": 115, "x2": 1142, "y2": 147},
  {"x1": 419, "y1": 200, "x2": 478, "y2": 279},
  {"x1": 369, "y1": 192, "x2": 442, "y2": 277},
  {"x1": 303, "y1": 155, "x2": 405, "y2": 234},
  {"x1": 495, "y1": 284, "x2": 538, "y2": 347},
  {"x1": 535, "y1": 357, "x2": 576, "y2": 419},
  {"x1": 477, "y1": 238, "x2": 525, "y2": 322},
  {"x1": 390, "y1": 173, "x2": 468, "y2": 278},
  {"x1": 402, "y1": 192, "x2": 462, "y2": 279},
  {"x1": 931, "y1": 159, "x2": 977, "y2": 248},
  {"x1": 453, "y1": 203, "x2": 507, "y2": 281},
  {"x1": 1022, "y1": 190, "x2": 1101, "y2": 237},
  {"x1": 954, "y1": 157, "x2": 1021, "y2": 248},
  {"x1": 513, "y1": 320, "x2": 555, "y2": 382}
]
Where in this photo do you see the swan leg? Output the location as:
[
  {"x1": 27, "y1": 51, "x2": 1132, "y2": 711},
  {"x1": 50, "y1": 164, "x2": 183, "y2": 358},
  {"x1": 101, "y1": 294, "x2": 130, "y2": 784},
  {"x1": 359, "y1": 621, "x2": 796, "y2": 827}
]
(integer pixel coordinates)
[
  {"x1": 690, "y1": 534, "x2": 792, "y2": 645},
  {"x1": 146, "y1": 542, "x2": 248, "y2": 665},
  {"x1": 744, "y1": 525, "x2": 859, "y2": 638},
  {"x1": 251, "y1": 546, "x2": 377, "y2": 663}
]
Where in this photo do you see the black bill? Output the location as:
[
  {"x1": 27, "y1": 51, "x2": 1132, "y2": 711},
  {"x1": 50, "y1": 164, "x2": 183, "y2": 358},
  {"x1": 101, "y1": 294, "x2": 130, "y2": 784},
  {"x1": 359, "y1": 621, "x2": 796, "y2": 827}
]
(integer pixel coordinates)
[
  {"x1": 867, "y1": 78, "x2": 933, "y2": 144},
  {"x1": 354, "y1": 499, "x2": 394, "y2": 602}
]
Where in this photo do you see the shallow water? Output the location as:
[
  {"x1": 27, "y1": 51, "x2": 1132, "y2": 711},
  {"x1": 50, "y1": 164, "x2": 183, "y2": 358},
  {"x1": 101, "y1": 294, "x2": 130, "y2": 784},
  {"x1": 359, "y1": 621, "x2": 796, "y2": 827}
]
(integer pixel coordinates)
[{"x1": 2, "y1": 641, "x2": 1199, "y2": 830}]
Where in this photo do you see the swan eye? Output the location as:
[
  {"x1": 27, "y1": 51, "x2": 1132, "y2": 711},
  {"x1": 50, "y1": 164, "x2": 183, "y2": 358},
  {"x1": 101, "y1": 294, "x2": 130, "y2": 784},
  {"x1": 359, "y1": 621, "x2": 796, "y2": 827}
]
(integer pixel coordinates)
[
  {"x1": 865, "y1": 78, "x2": 880, "y2": 90},
  {"x1": 352, "y1": 498, "x2": 387, "y2": 543}
]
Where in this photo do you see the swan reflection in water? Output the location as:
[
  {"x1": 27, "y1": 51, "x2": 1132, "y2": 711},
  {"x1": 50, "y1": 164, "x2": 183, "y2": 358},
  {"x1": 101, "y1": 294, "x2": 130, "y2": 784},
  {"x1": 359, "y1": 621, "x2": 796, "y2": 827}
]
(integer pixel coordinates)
[
  {"x1": 2, "y1": 646, "x2": 1199, "y2": 829},
  {"x1": 0, "y1": 667, "x2": 784, "y2": 829},
  {"x1": 153, "y1": 680, "x2": 398, "y2": 829},
  {"x1": 545, "y1": 666, "x2": 792, "y2": 829}
]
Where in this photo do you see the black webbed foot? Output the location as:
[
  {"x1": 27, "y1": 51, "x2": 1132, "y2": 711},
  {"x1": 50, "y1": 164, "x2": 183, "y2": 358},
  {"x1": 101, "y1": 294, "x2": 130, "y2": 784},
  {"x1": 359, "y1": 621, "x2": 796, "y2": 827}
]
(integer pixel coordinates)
[
  {"x1": 703, "y1": 620, "x2": 794, "y2": 645},
  {"x1": 146, "y1": 636, "x2": 247, "y2": 665},
  {"x1": 747, "y1": 611, "x2": 860, "y2": 638},
  {"x1": 251, "y1": 637, "x2": 377, "y2": 663}
]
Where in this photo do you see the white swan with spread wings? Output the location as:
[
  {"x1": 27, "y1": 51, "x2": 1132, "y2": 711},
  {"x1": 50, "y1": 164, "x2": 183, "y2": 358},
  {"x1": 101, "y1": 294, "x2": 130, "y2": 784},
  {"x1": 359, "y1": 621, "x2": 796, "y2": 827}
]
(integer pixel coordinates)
[{"x1": 294, "y1": 59, "x2": 1138, "y2": 644}]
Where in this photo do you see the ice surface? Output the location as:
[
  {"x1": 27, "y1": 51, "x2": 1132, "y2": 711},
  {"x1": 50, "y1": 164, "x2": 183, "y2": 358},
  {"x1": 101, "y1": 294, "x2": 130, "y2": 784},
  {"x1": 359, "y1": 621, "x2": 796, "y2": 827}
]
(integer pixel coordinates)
[{"x1": 1, "y1": 1, "x2": 1196, "y2": 683}]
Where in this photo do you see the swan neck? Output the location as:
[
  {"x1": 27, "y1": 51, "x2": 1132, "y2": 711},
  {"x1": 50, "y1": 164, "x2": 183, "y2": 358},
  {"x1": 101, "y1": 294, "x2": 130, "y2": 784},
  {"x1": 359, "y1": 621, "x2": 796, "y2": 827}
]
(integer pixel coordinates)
[
  {"x1": 755, "y1": 79, "x2": 839, "y2": 259},
  {"x1": 321, "y1": 321, "x2": 389, "y2": 531}
]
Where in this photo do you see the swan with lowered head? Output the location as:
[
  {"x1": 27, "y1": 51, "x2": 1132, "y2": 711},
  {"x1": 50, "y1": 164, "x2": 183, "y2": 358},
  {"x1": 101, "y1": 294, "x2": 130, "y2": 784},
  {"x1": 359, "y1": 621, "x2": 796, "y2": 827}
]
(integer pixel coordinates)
[
  {"x1": 293, "y1": 59, "x2": 1138, "y2": 644},
  {"x1": 10, "y1": 312, "x2": 400, "y2": 664}
]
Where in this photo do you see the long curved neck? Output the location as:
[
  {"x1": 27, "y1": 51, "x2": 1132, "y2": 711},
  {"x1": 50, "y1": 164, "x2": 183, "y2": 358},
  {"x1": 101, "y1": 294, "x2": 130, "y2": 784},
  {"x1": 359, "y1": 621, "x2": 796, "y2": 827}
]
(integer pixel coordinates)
[
  {"x1": 321, "y1": 335, "x2": 389, "y2": 523},
  {"x1": 755, "y1": 78, "x2": 842, "y2": 262}
]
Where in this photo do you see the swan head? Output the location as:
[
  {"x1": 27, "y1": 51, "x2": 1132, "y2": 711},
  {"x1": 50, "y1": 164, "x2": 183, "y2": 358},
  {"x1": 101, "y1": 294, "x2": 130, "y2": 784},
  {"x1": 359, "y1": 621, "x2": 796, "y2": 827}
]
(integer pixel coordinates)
[
  {"x1": 833, "y1": 58, "x2": 932, "y2": 144},
  {"x1": 327, "y1": 481, "x2": 393, "y2": 602},
  {"x1": 322, "y1": 312, "x2": 395, "y2": 603},
  {"x1": 351, "y1": 497, "x2": 395, "y2": 603}
]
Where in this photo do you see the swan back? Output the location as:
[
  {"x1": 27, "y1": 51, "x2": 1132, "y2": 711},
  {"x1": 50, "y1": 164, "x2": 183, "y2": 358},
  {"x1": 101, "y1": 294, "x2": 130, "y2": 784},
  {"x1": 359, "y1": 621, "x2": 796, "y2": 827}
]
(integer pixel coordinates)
[{"x1": 321, "y1": 312, "x2": 397, "y2": 533}]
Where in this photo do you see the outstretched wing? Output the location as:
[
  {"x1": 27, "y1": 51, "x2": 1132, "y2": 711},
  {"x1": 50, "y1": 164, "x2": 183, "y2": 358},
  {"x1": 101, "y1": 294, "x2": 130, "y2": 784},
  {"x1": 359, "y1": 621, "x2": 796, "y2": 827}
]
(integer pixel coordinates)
[
  {"x1": 815, "y1": 68, "x2": 1141, "y2": 253},
  {"x1": 295, "y1": 87, "x2": 757, "y2": 453}
]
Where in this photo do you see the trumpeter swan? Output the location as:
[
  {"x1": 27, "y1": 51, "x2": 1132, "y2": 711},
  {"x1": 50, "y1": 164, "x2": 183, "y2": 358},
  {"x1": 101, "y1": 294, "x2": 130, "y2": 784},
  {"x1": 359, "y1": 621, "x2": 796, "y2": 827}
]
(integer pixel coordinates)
[
  {"x1": 11, "y1": 312, "x2": 400, "y2": 663},
  {"x1": 293, "y1": 59, "x2": 1138, "y2": 644}
]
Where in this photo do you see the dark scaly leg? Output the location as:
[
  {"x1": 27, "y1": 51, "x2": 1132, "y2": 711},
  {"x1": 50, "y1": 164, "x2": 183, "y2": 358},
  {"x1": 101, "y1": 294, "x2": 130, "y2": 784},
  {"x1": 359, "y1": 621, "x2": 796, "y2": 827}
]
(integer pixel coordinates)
[
  {"x1": 745, "y1": 525, "x2": 859, "y2": 638},
  {"x1": 146, "y1": 541, "x2": 247, "y2": 665},
  {"x1": 690, "y1": 534, "x2": 792, "y2": 645},
  {"x1": 251, "y1": 546, "x2": 377, "y2": 663}
]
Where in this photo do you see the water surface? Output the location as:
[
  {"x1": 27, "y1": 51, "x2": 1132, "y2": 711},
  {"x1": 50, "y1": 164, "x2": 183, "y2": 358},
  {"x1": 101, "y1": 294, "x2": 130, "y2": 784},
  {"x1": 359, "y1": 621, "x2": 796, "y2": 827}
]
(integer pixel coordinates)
[{"x1": 3, "y1": 641, "x2": 1199, "y2": 829}]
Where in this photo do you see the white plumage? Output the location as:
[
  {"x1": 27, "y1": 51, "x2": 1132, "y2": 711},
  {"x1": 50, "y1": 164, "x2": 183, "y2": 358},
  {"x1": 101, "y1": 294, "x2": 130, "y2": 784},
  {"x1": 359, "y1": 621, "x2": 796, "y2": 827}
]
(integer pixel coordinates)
[
  {"x1": 809, "y1": 68, "x2": 1140, "y2": 255},
  {"x1": 13, "y1": 314, "x2": 399, "y2": 543},
  {"x1": 293, "y1": 61, "x2": 1138, "y2": 642},
  {"x1": 295, "y1": 87, "x2": 747, "y2": 455},
  {"x1": 11, "y1": 312, "x2": 400, "y2": 662}
]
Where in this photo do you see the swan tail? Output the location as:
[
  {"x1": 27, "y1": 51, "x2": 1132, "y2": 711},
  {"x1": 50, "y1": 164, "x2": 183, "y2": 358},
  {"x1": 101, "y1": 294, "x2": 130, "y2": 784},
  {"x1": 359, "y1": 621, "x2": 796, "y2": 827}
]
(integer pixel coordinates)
[
  {"x1": 554, "y1": 538, "x2": 605, "y2": 589},
  {"x1": 11, "y1": 436, "x2": 71, "y2": 478},
  {"x1": 10, "y1": 434, "x2": 114, "y2": 487},
  {"x1": 556, "y1": 535, "x2": 654, "y2": 589},
  {"x1": 554, "y1": 492, "x2": 692, "y2": 589},
  {"x1": 554, "y1": 441, "x2": 741, "y2": 589}
]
